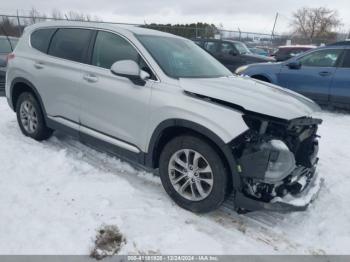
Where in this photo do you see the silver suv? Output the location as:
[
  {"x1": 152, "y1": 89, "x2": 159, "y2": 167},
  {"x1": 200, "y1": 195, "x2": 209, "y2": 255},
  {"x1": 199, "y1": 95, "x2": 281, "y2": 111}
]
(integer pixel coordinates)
[{"x1": 5, "y1": 21, "x2": 323, "y2": 213}]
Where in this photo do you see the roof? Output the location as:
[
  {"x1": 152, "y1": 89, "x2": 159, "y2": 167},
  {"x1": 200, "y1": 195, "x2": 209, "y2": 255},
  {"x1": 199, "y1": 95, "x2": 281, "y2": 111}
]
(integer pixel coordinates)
[
  {"x1": 24, "y1": 20, "x2": 180, "y2": 38},
  {"x1": 192, "y1": 38, "x2": 243, "y2": 44},
  {"x1": 278, "y1": 45, "x2": 316, "y2": 49}
]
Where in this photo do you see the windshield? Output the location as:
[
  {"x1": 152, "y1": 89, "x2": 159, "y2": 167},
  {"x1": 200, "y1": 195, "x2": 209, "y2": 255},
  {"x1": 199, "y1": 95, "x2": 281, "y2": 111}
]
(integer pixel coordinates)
[
  {"x1": 0, "y1": 38, "x2": 18, "y2": 53},
  {"x1": 137, "y1": 35, "x2": 232, "y2": 78},
  {"x1": 233, "y1": 42, "x2": 252, "y2": 55}
]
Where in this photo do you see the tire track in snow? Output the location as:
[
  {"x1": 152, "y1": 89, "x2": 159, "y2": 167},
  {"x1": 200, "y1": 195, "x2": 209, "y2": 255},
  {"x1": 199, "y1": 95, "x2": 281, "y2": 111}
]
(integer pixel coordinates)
[{"x1": 46, "y1": 131, "x2": 321, "y2": 254}]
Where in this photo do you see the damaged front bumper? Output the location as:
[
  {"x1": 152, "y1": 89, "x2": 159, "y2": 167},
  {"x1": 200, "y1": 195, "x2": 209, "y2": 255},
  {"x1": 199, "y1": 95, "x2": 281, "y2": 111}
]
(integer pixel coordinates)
[
  {"x1": 234, "y1": 170, "x2": 324, "y2": 212},
  {"x1": 231, "y1": 114, "x2": 323, "y2": 212}
]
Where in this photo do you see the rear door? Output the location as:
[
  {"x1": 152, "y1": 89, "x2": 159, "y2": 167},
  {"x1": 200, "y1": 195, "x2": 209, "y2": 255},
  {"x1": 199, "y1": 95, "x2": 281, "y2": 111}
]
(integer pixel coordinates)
[
  {"x1": 277, "y1": 48, "x2": 343, "y2": 104},
  {"x1": 33, "y1": 28, "x2": 94, "y2": 123},
  {"x1": 330, "y1": 49, "x2": 350, "y2": 109}
]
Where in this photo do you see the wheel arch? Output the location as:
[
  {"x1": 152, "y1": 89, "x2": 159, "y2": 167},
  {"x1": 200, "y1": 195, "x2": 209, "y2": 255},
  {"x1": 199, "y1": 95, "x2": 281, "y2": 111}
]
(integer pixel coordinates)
[
  {"x1": 145, "y1": 119, "x2": 241, "y2": 190},
  {"x1": 250, "y1": 74, "x2": 272, "y2": 83},
  {"x1": 10, "y1": 78, "x2": 46, "y2": 116}
]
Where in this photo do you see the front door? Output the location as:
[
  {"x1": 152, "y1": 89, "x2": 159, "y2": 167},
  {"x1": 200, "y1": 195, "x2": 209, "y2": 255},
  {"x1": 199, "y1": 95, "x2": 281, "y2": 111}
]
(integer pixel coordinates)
[
  {"x1": 278, "y1": 49, "x2": 343, "y2": 104},
  {"x1": 79, "y1": 31, "x2": 154, "y2": 152}
]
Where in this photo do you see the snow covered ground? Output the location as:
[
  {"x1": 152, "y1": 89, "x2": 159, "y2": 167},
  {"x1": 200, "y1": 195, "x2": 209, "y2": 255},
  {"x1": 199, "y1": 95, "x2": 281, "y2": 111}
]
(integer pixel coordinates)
[{"x1": 0, "y1": 97, "x2": 349, "y2": 255}]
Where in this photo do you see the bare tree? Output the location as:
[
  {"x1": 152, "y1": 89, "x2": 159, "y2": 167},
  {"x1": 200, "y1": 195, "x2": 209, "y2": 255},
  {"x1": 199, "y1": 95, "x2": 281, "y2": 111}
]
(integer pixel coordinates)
[
  {"x1": 27, "y1": 7, "x2": 47, "y2": 24},
  {"x1": 51, "y1": 9, "x2": 64, "y2": 20},
  {"x1": 65, "y1": 11, "x2": 91, "y2": 21},
  {"x1": 291, "y1": 7, "x2": 342, "y2": 43},
  {"x1": 0, "y1": 16, "x2": 20, "y2": 37}
]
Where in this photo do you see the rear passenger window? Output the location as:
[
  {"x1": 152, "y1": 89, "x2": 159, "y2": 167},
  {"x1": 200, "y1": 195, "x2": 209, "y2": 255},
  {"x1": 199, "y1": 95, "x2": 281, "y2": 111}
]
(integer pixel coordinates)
[
  {"x1": 92, "y1": 31, "x2": 138, "y2": 69},
  {"x1": 341, "y1": 51, "x2": 350, "y2": 68},
  {"x1": 31, "y1": 28, "x2": 57, "y2": 53},
  {"x1": 48, "y1": 28, "x2": 93, "y2": 63}
]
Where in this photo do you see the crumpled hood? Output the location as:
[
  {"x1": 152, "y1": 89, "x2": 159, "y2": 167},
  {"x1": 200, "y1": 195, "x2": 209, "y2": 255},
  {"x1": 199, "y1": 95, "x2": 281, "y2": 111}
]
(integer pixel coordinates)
[{"x1": 179, "y1": 76, "x2": 320, "y2": 120}]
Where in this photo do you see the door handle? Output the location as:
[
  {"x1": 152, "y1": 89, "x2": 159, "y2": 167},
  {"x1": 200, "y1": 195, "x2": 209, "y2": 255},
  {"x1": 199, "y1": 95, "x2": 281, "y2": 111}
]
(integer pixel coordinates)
[
  {"x1": 34, "y1": 62, "x2": 44, "y2": 69},
  {"x1": 83, "y1": 74, "x2": 98, "y2": 83},
  {"x1": 319, "y1": 71, "x2": 331, "y2": 77}
]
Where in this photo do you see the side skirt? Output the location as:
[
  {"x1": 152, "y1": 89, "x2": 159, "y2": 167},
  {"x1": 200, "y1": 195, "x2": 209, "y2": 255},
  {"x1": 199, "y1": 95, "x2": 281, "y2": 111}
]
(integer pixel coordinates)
[{"x1": 46, "y1": 117, "x2": 157, "y2": 174}]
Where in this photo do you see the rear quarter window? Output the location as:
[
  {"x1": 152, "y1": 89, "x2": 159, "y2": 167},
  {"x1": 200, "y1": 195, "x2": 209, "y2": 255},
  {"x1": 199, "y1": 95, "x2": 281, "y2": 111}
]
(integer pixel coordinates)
[{"x1": 31, "y1": 28, "x2": 57, "y2": 53}]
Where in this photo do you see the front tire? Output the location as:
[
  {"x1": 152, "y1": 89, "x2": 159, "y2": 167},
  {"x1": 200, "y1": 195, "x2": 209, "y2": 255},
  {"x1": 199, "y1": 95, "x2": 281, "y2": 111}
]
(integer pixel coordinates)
[
  {"x1": 159, "y1": 135, "x2": 228, "y2": 213},
  {"x1": 16, "y1": 92, "x2": 53, "y2": 141}
]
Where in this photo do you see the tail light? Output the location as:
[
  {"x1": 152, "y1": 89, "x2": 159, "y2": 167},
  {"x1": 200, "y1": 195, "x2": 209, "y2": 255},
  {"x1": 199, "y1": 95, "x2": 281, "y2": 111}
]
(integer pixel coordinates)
[{"x1": 6, "y1": 53, "x2": 15, "y2": 64}]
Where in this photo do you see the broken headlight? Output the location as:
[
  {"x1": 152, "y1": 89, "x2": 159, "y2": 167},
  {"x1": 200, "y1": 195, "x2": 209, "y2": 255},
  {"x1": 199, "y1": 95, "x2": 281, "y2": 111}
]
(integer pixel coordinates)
[
  {"x1": 238, "y1": 139, "x2": 296, "y2": 183},
  {"x1": 261, "y1": 140, "x2": 296, "y2": 183}
]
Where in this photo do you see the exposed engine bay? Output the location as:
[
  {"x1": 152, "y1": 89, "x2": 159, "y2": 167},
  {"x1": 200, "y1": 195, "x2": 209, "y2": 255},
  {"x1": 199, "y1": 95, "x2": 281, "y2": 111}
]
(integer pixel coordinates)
[{"x1": 232, "y1": 113, "x2": 322, "y2": 205}]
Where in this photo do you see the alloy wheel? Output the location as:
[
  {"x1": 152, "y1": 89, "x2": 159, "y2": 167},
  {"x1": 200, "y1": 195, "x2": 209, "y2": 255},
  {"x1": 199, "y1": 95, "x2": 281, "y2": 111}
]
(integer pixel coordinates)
[
  {"x1": 19, "y1": 100, "x2": 38, "y2": 134},
  {"x1": 168, "y1": 149, "x2": 214, "y2": 201}
]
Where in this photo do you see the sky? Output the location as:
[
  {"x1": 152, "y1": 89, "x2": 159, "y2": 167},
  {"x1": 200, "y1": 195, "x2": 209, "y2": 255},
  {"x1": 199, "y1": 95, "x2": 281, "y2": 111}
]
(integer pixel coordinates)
[{"x1": 0, "y1": 0, "x2": 349, "y2": 35}]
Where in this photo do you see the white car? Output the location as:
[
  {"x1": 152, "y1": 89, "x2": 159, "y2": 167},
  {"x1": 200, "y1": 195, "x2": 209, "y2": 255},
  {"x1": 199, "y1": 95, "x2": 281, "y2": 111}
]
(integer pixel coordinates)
[{"x1": 5, "y1": 21, "x2": 322, "y2": 213}]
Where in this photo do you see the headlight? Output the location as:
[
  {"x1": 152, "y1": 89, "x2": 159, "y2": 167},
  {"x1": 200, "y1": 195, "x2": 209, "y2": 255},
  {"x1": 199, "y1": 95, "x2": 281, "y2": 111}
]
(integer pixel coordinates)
[
  {"x1": 238, "y1": 139, "x2": 296, "y2": 183},
  {"x1": 262, "y1": 140, "x2": 296, "y2": 183},
  {"x1": 235, "y1": 65, "x2": 249, "y2": 75}
]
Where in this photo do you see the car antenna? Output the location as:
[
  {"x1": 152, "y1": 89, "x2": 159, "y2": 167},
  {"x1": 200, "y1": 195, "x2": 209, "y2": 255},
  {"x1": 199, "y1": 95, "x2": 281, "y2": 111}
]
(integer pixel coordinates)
[{"x1": 0, "y1": 16, "x2": 14, "y2": 51}]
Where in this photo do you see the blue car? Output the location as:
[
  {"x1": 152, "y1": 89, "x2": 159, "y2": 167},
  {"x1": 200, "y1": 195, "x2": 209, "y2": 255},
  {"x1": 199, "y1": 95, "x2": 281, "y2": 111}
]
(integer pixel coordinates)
[{"x1": 236, "y1": 42, "x2": 350, "y2": 109}]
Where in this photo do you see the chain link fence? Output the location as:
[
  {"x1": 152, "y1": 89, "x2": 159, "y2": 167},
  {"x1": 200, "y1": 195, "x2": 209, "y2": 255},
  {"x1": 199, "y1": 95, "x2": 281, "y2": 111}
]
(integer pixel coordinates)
[{"x1": 0, "y1": 13, "x2": 348, "y2": 54}]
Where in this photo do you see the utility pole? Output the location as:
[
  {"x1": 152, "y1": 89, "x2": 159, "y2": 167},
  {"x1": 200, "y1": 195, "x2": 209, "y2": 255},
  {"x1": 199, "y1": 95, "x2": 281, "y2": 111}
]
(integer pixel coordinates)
[{"x1": 271, "y1": 12, "x2": 279, "y2": 43}]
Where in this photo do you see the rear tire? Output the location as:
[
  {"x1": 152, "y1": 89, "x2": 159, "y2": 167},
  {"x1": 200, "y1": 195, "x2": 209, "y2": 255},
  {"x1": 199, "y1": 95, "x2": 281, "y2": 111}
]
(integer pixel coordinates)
[
  {"x1": 159, "y1": 135, "x2": 228, "y2": 213},
  {"x1": 16, "y1": 92, "x2": 53, "y2": 141}
]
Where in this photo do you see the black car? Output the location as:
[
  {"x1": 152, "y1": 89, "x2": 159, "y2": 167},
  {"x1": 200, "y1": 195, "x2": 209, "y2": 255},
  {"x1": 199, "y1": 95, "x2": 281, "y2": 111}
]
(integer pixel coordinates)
[
  {"x1": 193, "y1": 39, "x2": 275, "y2": 72},
  {"x1": 0, "y1": 36, "x2": 18, "y2": 95}
]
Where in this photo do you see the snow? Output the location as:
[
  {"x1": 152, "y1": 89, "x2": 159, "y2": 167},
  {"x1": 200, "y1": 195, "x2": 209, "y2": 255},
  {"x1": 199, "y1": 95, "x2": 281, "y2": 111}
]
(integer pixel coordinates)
[{"x1": 0, "y1": 97, "x2": 350, "y2": 255}]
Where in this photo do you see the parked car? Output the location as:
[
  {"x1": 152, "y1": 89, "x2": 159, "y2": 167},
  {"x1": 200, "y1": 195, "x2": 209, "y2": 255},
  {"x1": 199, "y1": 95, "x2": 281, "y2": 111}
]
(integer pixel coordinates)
[
  {"x1": 193, "y1": 39, "x2": 275, "y2": 72},
  {"x1": 271, "y1": 45, "x2": 316, "y2": 62},
  {"x1": 0, "y1": 36, "x2": 18, "y2": 95},
  {"x1": 236, "y1": 43, "x2": 350, "y2": 109},
  {"x1": 6, "y1": 21, "x2": 322, "y2": 213}
]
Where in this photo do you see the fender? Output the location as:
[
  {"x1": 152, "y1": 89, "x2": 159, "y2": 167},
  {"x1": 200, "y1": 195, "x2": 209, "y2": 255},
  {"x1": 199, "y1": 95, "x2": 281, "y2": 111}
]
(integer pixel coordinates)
[{"x1": 145, "y1": 119, "x2": 242, "y2": 190}]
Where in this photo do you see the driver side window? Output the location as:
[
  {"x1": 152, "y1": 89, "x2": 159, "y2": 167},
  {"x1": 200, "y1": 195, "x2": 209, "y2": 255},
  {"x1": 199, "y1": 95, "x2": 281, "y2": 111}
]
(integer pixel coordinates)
[
  {"x1": 299, "y1": 49, "x2": 342, "y2": 67},
  {"x1": 92, "y1": 31, "x2": 155, "y2": 79},
  {"x1": 92, "y1": 31, "x2": 138, "y2": 69}
]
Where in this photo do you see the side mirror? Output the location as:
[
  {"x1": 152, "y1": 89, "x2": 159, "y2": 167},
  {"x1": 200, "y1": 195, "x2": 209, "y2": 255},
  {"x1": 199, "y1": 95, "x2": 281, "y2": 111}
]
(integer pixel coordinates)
[
  {"x1": 287, "y1": 61, "x2": 301, "y2": 70},
  {"x1": 111, "y1": 60, "x2": 150, "y2": 85},
  {"x1": 0, "y1": 57, "x2": 6, "y2": 68}
]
